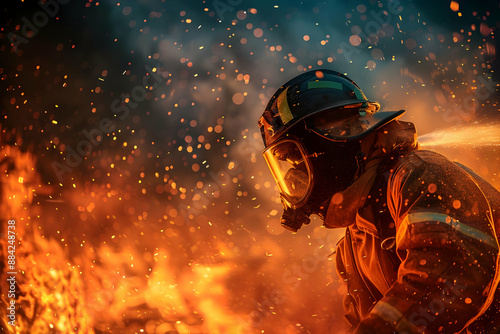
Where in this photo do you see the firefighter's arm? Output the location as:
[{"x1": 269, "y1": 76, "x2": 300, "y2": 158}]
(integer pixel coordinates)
[
  {"x1": 355, "y1": 152, "x2": 500, "y2": 334},
  {"x1": 335, "y1": 237, "x2": 363, "y2": 328}
]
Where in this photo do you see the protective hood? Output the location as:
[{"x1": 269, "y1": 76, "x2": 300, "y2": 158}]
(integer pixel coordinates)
[{"x1": 323, "y1": 120, "x2": 418, "y2": 228}]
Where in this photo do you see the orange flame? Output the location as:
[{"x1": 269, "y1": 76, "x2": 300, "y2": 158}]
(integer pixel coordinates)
[{"x1": 0, "y1": 141, "x2": 349, "y2": 334}]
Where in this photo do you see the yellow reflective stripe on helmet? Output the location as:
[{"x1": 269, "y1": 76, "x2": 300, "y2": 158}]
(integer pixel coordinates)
[
  {"x1": 277, "y1": 87, "x2": 293, "y2": 125},
  {"x1": 398, "y1": 212, "x2": 498, "y2": 249},
  {"x1": 371, "y1": 301, "x2": 417, "y2": 332}
]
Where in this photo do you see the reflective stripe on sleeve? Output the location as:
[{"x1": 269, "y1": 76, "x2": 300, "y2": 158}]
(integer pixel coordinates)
[
  {"x1": 398, "y1": 212, "x2": 498, "y2": 249},
  {"x1": 370, "y1": 301, "x2": 417, "y2": 333}
]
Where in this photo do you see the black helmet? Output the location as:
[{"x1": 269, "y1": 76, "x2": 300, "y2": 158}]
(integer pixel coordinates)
[{"x1": 259, "y1": 69, "x2": 404, "y2": 231}]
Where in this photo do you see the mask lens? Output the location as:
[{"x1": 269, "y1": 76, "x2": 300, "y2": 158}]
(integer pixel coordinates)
[
  {"x1": 284, "y1": 168, "x2": 309, "y2": 197},
  {"x1": 263, "y1": 140, "x2": 312, "y2": 205}
]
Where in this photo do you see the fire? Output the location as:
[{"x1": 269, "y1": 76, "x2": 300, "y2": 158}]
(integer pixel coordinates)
[
  {"x1": 0, "y1": 145, "x2": 92, "y2": 333},
  {"x1": 2, "y1": 123, "x2": 499, "y2": 333},
  {"x1": 13, "y1": 233, "x2": 93, "y2": 334},
  {"x1": 0, "y1": 140, "x2": 346, "y2": 333}
]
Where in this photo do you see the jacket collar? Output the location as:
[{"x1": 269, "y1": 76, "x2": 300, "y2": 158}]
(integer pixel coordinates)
[
  {"x1": 323, "y1": 159, "x2": 381, "y2": 228},
  {"x1": 323, "y1": 120, "x2": 418, "y2": 228}
]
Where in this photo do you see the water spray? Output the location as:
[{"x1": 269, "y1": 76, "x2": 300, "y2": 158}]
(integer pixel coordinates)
[{"x1": 418, "y1": 123, "x2": 500, "y2": 148}]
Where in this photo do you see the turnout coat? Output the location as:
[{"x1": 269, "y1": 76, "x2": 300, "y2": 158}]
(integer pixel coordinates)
[{"x1": 326, "y1": 121, "x2": 500, "y2": 334}]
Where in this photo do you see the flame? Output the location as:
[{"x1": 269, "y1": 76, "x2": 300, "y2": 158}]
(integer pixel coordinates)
[
  {"x1": 1, "y1": 145, "x2": 92, "y2": 333},
  {"x1": 3, "y1": 120, "x2": 498, "y2": 333},
  {"x1": 0, "y1": 142, "x2": 348, "y2": 334},
  {"x1": 13, "y1": 233, "x2": 94, "y2": 334}
]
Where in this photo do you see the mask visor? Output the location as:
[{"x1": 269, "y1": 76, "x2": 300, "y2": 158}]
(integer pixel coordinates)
[{"x1": 263, "y1": 139, "x2": 312, "y2": 207}]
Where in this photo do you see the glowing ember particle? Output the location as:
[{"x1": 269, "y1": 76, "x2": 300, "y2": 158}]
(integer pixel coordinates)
[
  {"x1": 357, "y1": 4, "x2": 367, "y2": 13},
  {"x1": 169, "y1": 208, "x2": 178, "y2": 217},
  {"x1": 428, "y1": 183, "x2": 438, "y2": 193},
  {"x1": 232, "y1": 93, "x2": 244, "y2": 105},
  {"x1": 303, "y1": 35, "x2": 310, "y2": 41},
  {"x1": 236, "y1": 10, "x2": 246, "y2": 20},
  {"x1": 450, "y1": 1, "x2": 459, "y2": 11},
  {"x1": 453, "y1": 200, "x2": 461, "y2": 209},
  {"x1": 349, "y1": 35, "x2": 361, "y2": 47},
  {"x1": 253, "y1": 28, "x2": 263, "y2": 38},
  {"x1": 331, "y1": 193, "x2": 344, "y2": 205},
  {"x1": 480, "y1": 23, "x2": 491, "y2": 36}
]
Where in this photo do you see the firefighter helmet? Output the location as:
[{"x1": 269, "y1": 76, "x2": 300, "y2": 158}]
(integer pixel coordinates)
[
  {"x1": 258, "y1": 69, "x2": 404, "y2": 146},
  {"x1": 258, "y1": 69, "x2": 405, "y2": 231}
]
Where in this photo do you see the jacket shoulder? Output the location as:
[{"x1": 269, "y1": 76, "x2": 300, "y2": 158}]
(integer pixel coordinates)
[
  {"x1": 388, "y1": 150, "x2": 463, "y2": 193},
  {"x1": 387, "y1": 150, "x2": 482, "y2": 221},
  {"x1": 391, "y1": 150, "x2": 453, "y2": 176}
]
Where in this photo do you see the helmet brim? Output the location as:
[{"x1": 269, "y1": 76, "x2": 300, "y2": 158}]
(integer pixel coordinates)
[{"x1": 306, "y1": 109, "x2": 406, "y2": 142}]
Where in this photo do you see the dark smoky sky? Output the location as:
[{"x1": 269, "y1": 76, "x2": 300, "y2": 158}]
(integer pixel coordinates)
[{"x1": 1, "y1": 0, "x2": 498, "y2": 187}]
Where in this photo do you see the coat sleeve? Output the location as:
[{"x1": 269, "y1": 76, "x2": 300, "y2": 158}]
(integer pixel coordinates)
[
  {"x1": 335, "y1": 237, "x2": 362, "y2": 329},
  {"x1": 354, "y1": 151, "x2": 500, "y2": 334}
]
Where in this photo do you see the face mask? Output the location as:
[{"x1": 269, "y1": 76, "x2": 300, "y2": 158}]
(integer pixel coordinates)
[{"x1": 263, "y1": 127, "x2": 361, "y2": 231}]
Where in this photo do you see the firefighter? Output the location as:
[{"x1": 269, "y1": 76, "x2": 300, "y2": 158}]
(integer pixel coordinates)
[{"x1": 258, "y1": 69, "x2": 500, "y2": 333}]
